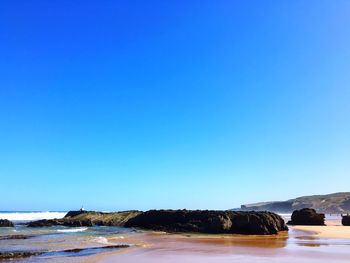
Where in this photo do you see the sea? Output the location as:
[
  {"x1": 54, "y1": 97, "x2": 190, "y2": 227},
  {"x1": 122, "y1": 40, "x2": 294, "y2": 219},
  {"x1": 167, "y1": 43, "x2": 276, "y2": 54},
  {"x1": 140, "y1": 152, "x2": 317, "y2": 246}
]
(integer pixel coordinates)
[{"x1": 0, "y1": 211, "x2": 134, "y2": 262}]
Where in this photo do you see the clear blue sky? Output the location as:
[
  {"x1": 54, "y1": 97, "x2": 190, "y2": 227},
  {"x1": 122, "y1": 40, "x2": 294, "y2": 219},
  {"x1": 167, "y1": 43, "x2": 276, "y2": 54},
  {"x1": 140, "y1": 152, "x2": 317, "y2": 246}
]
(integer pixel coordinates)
[{"x1": 0, "y1": 1, "x2": 349, "y2": 211}]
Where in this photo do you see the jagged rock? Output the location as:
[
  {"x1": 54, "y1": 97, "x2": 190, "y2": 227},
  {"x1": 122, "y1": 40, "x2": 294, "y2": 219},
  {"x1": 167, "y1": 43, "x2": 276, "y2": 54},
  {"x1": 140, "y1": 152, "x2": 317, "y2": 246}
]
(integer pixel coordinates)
[
  {"x1": 0, "y1": 219, "x2": 14, "y2": 227},
  {"x1": 27, "y1": 218, "x2": 93, "y2": 227},
  {"x1": 60, "y1": 244, "x2": 130, "y2": 253},
  {"x1": 27, "y1": 211, "x2": 142, "y2": 227},
  {"x1": 64, "y1": 210, "x2": 142, "y2": 226},
  {"x1": 0, "y1": 245, "x2": 130, "y2": 261},
  {"x1": 287, "y1": 208, "x2": 325, "y2": 225},
  {"x1": 125, "y1": 210, "x2": 288, "y2": 235},
  {"x1": 0, "y1": 235, "x2": 35, "y2": 240},
  {"x1": 64, "y1": 210, "x2": 88, "y2": 218},
  {"x1": 62, "y1": 219, "x2": 93, "y2": 227},
  {"x1": 27, "y1": 219, "x2": 63, "y2": 227},
  {"x1": 342, "y1": 215, "x2": 350, "y2": 226},
  {"x1": 0, "y1": 251, "x2": 44, "y2": 260}
]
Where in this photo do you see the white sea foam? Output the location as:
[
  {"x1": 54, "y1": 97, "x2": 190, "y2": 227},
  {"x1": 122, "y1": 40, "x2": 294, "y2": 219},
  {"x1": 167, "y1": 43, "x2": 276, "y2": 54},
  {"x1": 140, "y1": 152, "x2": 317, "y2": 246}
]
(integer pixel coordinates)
[
  {"x1": 56, "y1": 227, "x2": 88, "y2": 233},
  {"x1": 93, "y1": 236, "x2": 132, "y2": 249},
  {"x1": 0, "y1": 212, "x2": 67, "y2": 221},
  {"x1": 94, "y1": 236, "x2": 111, "y2": 245}
]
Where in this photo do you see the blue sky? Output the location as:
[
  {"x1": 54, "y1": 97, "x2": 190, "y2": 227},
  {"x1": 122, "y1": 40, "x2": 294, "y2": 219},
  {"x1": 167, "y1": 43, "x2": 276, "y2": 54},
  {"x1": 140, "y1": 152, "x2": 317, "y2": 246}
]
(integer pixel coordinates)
[{"x1": 0, "y1": 1, "x2": 349, "y2": 211}]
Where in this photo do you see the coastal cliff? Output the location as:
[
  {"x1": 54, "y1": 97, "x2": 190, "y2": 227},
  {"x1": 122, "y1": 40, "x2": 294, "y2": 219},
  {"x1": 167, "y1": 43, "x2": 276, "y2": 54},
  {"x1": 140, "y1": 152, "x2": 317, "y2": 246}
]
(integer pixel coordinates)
[
  {"x1": 27, "y1": 210, "x2": 288, "y2": 235},
  {"x1": 235, "y1": 192, "x2": 350, "y2": 214}
]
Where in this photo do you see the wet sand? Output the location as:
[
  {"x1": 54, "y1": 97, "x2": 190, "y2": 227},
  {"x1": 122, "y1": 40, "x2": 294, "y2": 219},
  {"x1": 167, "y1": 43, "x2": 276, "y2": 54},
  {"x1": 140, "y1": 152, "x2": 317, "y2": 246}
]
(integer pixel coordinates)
[{"x1": 97, "y1": 226, "x2": 350, "y2": 263}]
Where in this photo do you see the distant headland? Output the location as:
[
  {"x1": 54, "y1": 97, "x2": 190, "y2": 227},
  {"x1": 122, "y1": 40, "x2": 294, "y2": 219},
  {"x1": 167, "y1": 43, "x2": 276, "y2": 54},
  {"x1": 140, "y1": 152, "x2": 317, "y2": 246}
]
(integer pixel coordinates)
[{"x1": 233, "y1": 192, "x2": 350, "y2": 214}]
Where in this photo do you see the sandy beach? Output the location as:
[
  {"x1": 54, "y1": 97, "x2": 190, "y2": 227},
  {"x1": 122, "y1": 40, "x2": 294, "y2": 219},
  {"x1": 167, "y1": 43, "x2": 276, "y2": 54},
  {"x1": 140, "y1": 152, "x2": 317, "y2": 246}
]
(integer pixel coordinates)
[
  {"x1": 291, "y1": 217, "x2": 350, "y2": 239},
  {"x1": 289, "y1": 216, "x2": 350, "y2": 239},
  {"x1": 98, "y1": 220, "x2": 350, "y2": 263},
  {"x1": 293, "y1": 225, "x2": 350, "y2": 239}
]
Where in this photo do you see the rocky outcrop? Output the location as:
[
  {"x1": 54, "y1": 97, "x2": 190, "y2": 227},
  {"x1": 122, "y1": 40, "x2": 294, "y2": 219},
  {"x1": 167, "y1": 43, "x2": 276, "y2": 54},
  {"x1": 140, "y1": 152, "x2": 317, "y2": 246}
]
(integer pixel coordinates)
[
  {"x1": 0, "y1": 245, "x2": 130, "y2": 261},
  {"x1": 0, "y1": 235, "x2": 35, "y2": 240},
  {"x1": 63, "y1": 210, "x2": 142, "y2": 226},
  {"x1": 27, "y1": 219, "x2": 61, "y2": 227},
  {"x1": 27, "y1": 218, "x2": 93, "y2": 227},
  {"x1": 0, "y1": 219, "x2": 14, "y2": 227},
  {"x1": 287, "y1": 208, "x2": 325, "y2": 225},
  {"x1": 64, "y1": 210, "x2": 88, "y2": 218},
  {"x1": 27, "y1": 211, "x2": 141, "y2": 227},
  {"x1": 57, "y1": 244, "x2": 129, "y2": 254},
  {"x1": 342, "y1": 215, "x2": 350, "y2": 226},
  {"x1": 125, "y1": 210, "x2": 288, "y2": 235},
  {"x1": 27, "y1": 209, "x2": 287, "y2": 235},
  {"x1": 0, "y1": 251, "x2": 43, "y2": 261}
]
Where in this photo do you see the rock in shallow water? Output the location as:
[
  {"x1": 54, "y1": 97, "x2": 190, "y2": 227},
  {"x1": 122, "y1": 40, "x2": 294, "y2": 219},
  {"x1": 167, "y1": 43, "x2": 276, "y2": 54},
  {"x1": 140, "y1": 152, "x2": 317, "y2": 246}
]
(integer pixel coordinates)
[
  {"x1": 0, "y1": 235, "x2": 36, "y2": 240},
  {"x1": 27, "y1": 210, "x2": 141, "y2": 227},
  {"x1": 0, "y1": 219, "x2": 14, "y2": 227},
  {"x1": 0, "y1": 245, "x2": 130, "y2": 261},
  {"x1": 287, "y1": 208, "x2": 325, "y2": 225},
  {"x1": 125, "y1": 210, "x2": 288, "y2": 235},
  {"x1": 27, "y1": 218, "x2": 93, "y2": 227},
  {"x1": 342, "y1": 216, "x2": 350, "y2": 226},
  {"x1": 64, "y1": 210, "x2": 88, "y2": 218},
  {"x1": 0, "y1": 251, "x2": 43, "y2": 260}
]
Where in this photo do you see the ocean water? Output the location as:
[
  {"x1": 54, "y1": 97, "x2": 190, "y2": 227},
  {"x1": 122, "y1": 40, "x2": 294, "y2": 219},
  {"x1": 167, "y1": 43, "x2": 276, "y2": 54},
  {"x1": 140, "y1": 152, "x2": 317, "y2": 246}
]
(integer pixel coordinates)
[{"x1": 0, "y1": 212, "x2": 134, "y2": 262}]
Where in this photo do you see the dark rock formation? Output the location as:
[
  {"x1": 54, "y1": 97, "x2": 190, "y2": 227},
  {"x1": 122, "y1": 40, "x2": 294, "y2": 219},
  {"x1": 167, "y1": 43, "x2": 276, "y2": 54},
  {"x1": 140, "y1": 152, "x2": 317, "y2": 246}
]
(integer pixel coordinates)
[
  {"x1": 0, "y1": 235, "x2": 35, "y2": 240},
  {"x1": 125, "y1": 210, "x2": 288, "y2": 235},
  {"x1": 0, "y1": 219, "x2": 14, "y2": 227},
  {"x1": 58, "y1": 244, "x2": 130, "y2": 254},
  {"x1": 27, "y1": 211, "x2": 141, "y2": 228},
  {"x1": 63, "y1": 219, "x2": 94, "y2": 227},
  {"x1": 27, "y1": 219, "x2": 61, "y2": 227},
  {"x1": 64, "y1": 210, "x2": 88, "y2": 218},
  {"x1": 27, "y1": 218, "x2": 93, "y2": 227},
  {"x1": 27, "y1": 209, "x2": 287, "y2": 235},
  {"x1": 0, "y1": 251, "x2": 44, "y2": 260},
  {"x1": 342, "y1": 215, "x2": 350, "y2": 226},
  {"x1": 0, "y1": 245, "x2": 130, "y2": 261},
  {"x1": 287, "y1": 208, "x2": 325, "y2": 225}
]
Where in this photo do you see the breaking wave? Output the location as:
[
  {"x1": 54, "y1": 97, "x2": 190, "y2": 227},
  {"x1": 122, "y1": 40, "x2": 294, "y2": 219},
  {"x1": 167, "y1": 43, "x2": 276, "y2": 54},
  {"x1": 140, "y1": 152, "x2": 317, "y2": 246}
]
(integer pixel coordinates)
[
  {"x1": 57, "y1": 227, "x2": 88, "y2": 233},
  {"x1": 0, "y1": 211, "x2": 67, "y2": 221}
]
